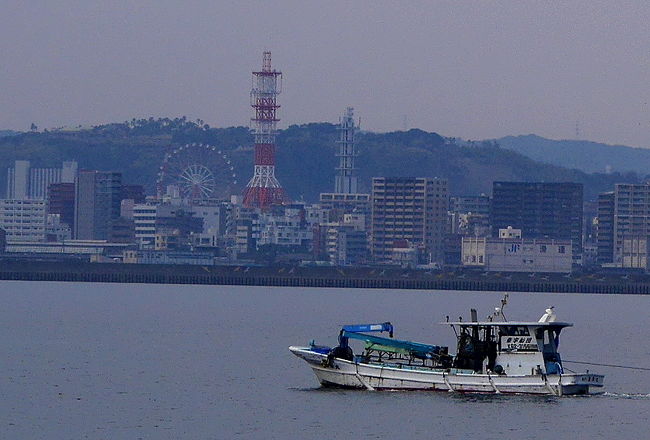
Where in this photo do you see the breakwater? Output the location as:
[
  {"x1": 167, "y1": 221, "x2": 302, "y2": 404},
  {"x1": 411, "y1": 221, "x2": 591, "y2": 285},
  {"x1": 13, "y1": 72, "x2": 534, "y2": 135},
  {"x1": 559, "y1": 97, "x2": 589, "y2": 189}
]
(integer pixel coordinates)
[{"x1": 1, "y1": 259, "x2": 650, "y2": 294}]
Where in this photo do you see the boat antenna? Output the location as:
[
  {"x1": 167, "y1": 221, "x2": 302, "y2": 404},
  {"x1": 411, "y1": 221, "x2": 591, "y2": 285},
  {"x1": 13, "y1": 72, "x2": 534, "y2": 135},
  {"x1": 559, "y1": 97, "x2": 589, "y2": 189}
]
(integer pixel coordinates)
[
  {"x1": 500, "y1": 293, "x2": 509, "y2": 321},
  {"x1": 489, "y1": 293, "x2": 509, "y2": 321},
  {"x1": 447, "y1": 315, "x2": 458, "y2": 338}
]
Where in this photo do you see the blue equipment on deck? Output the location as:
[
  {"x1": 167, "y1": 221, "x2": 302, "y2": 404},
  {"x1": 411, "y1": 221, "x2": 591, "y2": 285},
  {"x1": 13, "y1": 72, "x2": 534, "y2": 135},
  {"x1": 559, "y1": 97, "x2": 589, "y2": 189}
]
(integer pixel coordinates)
[{"x1": 337, "y1": 322, "x2": 447, "y2": 359}]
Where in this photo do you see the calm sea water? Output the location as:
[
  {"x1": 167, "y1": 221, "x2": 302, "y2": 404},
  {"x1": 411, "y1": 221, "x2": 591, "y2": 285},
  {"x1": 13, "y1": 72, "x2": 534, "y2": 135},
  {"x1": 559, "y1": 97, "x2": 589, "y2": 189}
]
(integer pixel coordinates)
[{"x1": 2, "y1": 281, "x2": 650, "y2": 439}]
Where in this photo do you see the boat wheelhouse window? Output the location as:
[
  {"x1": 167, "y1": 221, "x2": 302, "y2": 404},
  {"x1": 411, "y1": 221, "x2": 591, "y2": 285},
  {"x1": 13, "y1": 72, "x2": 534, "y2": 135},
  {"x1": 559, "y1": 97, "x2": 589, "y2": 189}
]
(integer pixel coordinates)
[
  {"x1": 500, "y1": 326, "x2": 530, "y2": 336},
  {"x1": 535, "y1": 328, "x2": 561, "y2": 352}
]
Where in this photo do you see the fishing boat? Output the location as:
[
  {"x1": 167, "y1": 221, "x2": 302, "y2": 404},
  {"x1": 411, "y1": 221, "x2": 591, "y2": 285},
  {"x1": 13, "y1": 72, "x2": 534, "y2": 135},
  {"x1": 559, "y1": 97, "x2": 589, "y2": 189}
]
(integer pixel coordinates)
[{"x1": 289, "y1": 297, "x2": 604, "y2": 395}]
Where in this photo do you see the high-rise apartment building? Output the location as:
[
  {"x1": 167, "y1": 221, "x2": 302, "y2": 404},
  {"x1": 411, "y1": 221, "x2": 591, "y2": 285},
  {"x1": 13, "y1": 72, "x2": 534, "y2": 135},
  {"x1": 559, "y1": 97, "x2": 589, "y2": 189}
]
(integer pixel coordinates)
[
  {"x1": 74, "y1": 171, "x2": 122, "y2": 240},
  {"x1": 596, "y1": 183, "x2": 650, "y2": 266},
  {"x1": 371, "y1": 177, "x2": 448, "y2": 264},
  {"x1": 491, "y1": 182, "x2": 583, "y2": 259}
]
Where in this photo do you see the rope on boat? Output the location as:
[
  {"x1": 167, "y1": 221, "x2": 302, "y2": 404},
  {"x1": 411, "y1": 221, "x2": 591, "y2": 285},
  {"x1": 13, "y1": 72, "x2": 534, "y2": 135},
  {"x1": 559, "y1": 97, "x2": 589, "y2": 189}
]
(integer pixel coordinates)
[{"x1": 564, "y1": 360, "x2": 650, "y2": 371}]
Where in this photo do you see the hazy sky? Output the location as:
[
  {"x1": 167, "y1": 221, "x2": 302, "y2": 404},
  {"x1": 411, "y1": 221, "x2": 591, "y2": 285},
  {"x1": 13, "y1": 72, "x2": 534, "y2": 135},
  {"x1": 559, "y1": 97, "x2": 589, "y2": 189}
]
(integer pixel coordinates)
[{"x1": 1, "y1": 1, "x2": 650, "y2": 147}]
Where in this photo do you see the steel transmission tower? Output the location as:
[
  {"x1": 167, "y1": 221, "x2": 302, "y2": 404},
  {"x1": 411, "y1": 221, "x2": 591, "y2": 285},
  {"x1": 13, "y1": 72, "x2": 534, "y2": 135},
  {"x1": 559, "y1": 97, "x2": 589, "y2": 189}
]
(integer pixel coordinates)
[
  {"x1": 334, "y1": 107, "x2": 358, "y2": 194},
  {"x1": 242, "y1": 51, "x2": 286, "y2": 209}
]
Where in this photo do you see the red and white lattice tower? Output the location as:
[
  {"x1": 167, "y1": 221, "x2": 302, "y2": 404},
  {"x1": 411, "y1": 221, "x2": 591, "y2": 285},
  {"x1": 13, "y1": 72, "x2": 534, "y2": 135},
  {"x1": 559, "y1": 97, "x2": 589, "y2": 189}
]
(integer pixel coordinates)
[{"x1": 242, "y1": 51, "x2": 286, "y2": 209}]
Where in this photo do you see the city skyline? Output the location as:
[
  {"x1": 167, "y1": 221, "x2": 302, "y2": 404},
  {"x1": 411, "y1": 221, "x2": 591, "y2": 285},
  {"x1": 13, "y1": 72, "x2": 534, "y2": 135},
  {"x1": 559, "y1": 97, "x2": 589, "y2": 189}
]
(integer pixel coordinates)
[{"x1": 1, "y1": 2, "x2": 650, "y2": 147}]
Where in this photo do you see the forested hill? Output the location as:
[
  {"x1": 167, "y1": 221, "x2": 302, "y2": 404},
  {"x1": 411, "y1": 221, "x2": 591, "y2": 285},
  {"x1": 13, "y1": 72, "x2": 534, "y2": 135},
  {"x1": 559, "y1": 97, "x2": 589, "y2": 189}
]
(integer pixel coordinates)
[{"x1": 0, "y1": 118, "x2": 639, "y2": 201}]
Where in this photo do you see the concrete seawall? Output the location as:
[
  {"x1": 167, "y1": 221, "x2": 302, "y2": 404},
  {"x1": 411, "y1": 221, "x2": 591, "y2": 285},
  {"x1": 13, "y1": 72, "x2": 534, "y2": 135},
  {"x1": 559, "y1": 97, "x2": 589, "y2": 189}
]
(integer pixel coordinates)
[{"x1": 1, "y1": 259, "x2": 650, "y2": 294}]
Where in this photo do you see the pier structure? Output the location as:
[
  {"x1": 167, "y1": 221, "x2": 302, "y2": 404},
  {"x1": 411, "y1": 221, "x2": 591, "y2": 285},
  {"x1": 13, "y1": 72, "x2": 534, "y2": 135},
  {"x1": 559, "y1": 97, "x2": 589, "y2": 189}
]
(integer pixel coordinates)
[{"x1": 0, "y1": 259, "x2": 649, "y2": 294}]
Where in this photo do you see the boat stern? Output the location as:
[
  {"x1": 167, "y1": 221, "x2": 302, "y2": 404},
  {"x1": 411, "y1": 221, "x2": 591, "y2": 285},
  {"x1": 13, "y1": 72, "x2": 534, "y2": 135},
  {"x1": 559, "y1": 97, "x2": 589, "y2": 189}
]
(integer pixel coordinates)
[
  {"x1": 557, "y1": 373, "x2": 605, "y2": 395},
  {"x1": 564, "y1": 373, "x2": 605, "y2": 388}
]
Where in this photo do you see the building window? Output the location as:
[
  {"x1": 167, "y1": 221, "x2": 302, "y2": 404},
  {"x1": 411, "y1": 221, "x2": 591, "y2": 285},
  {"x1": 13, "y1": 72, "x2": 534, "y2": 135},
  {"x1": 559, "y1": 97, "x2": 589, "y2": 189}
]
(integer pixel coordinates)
[
  {"x1": 540, "y1": 245, "x2": 547, "y2": 253},
  {"x1": 558, "y1": 245, "x2": 566, "y2": 254}
]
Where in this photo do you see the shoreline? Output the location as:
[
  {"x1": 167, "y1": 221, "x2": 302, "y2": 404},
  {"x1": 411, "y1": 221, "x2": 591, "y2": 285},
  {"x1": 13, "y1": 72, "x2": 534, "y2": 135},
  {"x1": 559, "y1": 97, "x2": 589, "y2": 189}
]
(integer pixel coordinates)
[{"x1": 0, "y1": 259, "x2": 649, "y2": 294}]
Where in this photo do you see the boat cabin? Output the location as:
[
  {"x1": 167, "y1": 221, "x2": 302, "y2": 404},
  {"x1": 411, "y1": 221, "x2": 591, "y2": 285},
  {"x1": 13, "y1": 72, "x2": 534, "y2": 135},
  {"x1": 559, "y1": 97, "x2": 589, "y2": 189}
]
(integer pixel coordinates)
[{"x1": 447, "y1": 320, "x2": 571, "y2": 376}]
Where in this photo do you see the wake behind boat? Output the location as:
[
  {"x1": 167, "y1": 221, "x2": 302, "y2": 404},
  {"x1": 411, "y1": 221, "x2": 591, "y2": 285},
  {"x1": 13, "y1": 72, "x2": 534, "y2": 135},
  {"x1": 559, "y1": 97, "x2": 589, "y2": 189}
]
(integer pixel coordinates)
[{"x1": 289, "y1": 297, "x2": 604, "y2": 396}]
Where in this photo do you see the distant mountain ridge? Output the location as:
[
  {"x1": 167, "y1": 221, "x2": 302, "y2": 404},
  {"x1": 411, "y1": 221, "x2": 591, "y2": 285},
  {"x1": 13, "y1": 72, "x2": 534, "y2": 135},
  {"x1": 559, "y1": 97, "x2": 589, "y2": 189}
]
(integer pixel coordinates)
[
  {"x1": 495, "y1": 134, "x2": 650, "y2": 176},
  {"x1": 0, "y1": 119, "x2": 640, "y2": 201}
]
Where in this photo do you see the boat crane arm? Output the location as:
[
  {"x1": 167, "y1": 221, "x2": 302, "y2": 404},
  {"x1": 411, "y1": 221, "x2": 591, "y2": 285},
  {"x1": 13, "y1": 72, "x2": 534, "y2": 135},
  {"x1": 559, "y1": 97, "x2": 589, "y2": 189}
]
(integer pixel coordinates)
[
  {"x1": 338, "y1": 322, "x2": 393, "y2": 347},
  {"x1": 341, "y1": 323, "x2": 394, "y2": 336}
]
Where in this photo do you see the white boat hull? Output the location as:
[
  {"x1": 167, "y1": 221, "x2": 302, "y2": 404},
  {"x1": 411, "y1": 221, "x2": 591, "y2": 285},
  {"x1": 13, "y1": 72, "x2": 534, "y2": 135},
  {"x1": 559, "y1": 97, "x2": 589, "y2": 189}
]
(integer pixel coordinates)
[{"x1": 290, "y1": 346, "x2": 604, "y2": 396}]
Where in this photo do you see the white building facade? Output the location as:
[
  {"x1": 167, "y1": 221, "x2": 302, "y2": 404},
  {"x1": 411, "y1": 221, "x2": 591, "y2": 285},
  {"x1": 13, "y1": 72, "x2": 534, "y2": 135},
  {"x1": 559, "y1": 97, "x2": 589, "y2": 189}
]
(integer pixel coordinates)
[
  {"x1": 0, "y1": 199, "x2": 47, "y2": 242},
  {"x1": 462, "y1": 237, "x2": 573, "y2": 273}
]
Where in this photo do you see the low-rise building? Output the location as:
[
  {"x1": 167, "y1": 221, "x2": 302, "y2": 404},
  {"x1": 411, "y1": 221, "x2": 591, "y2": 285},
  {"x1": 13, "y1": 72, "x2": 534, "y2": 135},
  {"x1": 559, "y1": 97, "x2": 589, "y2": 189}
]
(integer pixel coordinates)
[
  {"x1": 45, "y1": 214, "x2": 72, "y2": 242},
  {"x1": 257, "y1": 208, "x2": 312, "y2": 248},
  {"x1": 462, "y1": 236, "x2": 573, "y2": 273},
  {"x1": 389, "y1": 241, "x2": 419, "y2": 268}
]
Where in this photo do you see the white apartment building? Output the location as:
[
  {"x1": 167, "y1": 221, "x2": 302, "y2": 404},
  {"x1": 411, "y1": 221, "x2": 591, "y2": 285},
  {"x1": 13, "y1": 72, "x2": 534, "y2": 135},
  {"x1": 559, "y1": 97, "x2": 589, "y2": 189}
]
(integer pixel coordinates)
[
  {"x1": 133, "y1": 203, "x2": 216, "y2": 249},
  {"x1": 304, "y1": 204, "x2": 328, "y2": 226},
  {"x1": 133, "y1": 204, "x2": 158, "y2": 248},
  {"x1": 325, "y1": 213, "x2": 368, "y2": 266},
  {"x1": 0, "y1": 199, "x2": 47, "y2": 242},
  {"x1": 257, "y1": 209, "x2": 312, "y2": 247}
]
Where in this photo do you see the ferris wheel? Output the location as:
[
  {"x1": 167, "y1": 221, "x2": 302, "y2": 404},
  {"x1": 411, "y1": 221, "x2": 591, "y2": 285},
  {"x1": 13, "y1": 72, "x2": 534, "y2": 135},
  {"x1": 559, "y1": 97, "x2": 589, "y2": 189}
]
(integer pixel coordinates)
[{"x1": 157, "y1": 143, "x2": 238, "y2": 200}]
